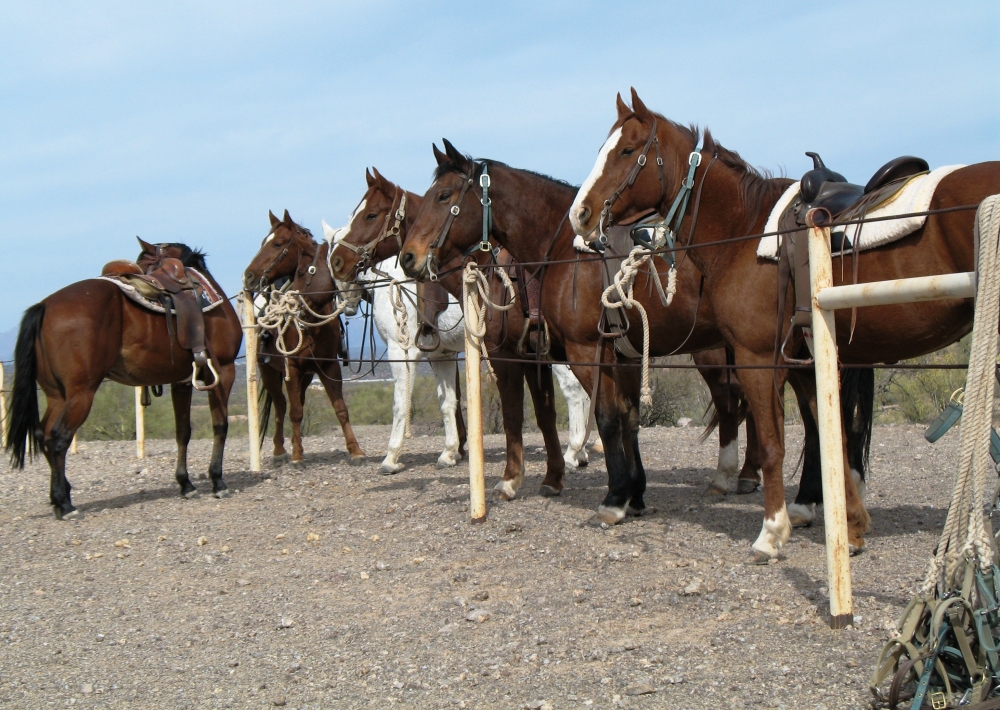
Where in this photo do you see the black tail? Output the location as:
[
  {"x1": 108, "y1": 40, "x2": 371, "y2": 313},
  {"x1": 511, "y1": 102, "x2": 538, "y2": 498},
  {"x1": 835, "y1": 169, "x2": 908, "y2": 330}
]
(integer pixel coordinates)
[
  {"x1": 698, "y1": 397, "x2": 749, "y2": 443},
  {"x1": 6, "y1": 303, "x2": 45, "y2": 469},
  {"x1": 258, "y1": 386, "x2": 272, "y2": 450},
  {"x1": 841, "y1": 367, "x2": 874, "y2": 479}
]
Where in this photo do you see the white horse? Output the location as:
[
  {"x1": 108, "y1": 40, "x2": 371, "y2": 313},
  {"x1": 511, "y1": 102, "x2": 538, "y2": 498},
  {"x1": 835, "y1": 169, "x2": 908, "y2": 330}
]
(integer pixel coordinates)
[{"x1": 322, "y1": 221, "x2": 594, "y2": 474}]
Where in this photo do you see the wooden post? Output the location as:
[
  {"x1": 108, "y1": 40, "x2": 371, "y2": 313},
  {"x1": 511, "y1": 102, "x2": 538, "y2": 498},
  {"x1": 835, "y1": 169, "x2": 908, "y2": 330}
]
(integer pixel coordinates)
[
  {"x1": 464, "y1": 293, "x2": 487, "y2": 524},
  {"x1": 243, "y1": 291, "x2": 262, "y2": 473},
  {"x1": 807, "y1": 209, "x2": 853, "y2": 629},
  {"x1": 134, "y1": 387, "x2": 145, "y2": 459},
  {"x1": 0, "y1": 361, "x2": 6, "y2": 448}
]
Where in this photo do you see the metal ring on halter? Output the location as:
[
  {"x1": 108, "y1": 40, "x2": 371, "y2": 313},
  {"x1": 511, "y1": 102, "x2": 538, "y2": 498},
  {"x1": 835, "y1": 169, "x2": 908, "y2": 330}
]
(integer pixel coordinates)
[
  {"x1": 450, "y1": 205, "x2": 460, "y2": 216},
  {"x1": 480, "y1": 173, "x2": 490, "y2": 188},
  {"x1": 637, "y1": 155, "x2": 646, "y2": 167},
  {"x1": 307, "y1": 265, "x2": 316, "y2": 274}
]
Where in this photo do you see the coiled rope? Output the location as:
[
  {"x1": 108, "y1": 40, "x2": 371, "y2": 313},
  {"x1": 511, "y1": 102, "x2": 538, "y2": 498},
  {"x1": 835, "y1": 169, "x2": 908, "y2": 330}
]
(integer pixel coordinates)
[
  {"x1": 600, "y1": 246, "x2": 677, "y2": 406},
  {"x1": 923, "y1": 194, "x2": 1000, "y2": 597},
  {"x1": 462, "y1": 262, "x2": 518, "y2": 380},
  {"x1": 257, "y1": 289, "x2": 348, "y2": 381}
]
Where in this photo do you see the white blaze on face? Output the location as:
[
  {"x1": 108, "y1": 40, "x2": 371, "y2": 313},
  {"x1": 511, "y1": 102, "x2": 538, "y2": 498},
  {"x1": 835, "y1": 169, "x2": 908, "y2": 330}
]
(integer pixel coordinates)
[
  {"x1": 330, "y1": 199, "x2": 367, "y2": 246},
  {"x1": 570, "y1": 126, "x2": 623, "y2": 235},
  {"x1": 262, "y1": 232, "x2": 275, "y2": 245}
]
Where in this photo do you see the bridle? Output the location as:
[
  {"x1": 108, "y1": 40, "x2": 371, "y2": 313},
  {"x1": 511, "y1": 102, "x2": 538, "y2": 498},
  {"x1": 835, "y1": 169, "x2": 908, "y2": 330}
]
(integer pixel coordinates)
[
  {"x1": 597, "y1": 117, "x2": 703, "y2": 261},
  {"x1": 253, "y1": 226, "x2": 321, "y2": 292},
  {"x1": 332, "y1": 188, "x2": 408, "y2": 278},
  {"x1": 426, "y1": 163, "x2": 494, "y2": 281}
]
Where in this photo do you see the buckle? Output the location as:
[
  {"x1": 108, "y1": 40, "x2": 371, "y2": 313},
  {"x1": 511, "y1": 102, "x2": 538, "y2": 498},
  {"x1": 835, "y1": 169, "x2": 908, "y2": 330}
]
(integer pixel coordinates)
[
  {"x1": 689, "y1": 151, "x2": 702, "y2": 167},
  {"x1": 929, "y1": 691, "x2": 947, "y2": 710},
  {"x1": 450, "y1": 205, "x2": 460, "y2": 216},
  {"x1": 637, "y1": 155, "x2": 646, "y2": 167},
  {"x1": 480, "y1": 173, "x2": 490, "y2": 188}
]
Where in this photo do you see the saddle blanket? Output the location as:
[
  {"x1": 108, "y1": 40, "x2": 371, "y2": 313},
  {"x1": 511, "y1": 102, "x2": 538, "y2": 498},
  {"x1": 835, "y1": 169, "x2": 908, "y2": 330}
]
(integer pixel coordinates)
[
  {"x1": 756, "y1": 164, "x2": 964, "y2": 260},
  {"x1": 100, "y1": 268, "x2": 225, "y2": 314}
]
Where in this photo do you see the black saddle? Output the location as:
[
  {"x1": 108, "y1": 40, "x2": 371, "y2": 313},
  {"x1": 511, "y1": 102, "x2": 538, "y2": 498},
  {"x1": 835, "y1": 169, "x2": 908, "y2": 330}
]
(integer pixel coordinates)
[{"x1": 796, "y1": 152, "x2": 929, "y2": 222}]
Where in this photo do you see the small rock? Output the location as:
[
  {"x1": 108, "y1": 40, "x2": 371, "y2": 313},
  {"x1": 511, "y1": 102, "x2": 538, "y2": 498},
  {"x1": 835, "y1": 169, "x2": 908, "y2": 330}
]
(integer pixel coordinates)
[
  {"x1": 375, "y1": 561, "x2": 389, "y2": 571},
  {"x1": 113, "y1": 539, "x2": 130, "y2": 548},
  {"x1": 629, "y1": 597, "x2": 643, "y2": 607},
  {"x1": 412, "y1": 557, "x2": 425, "y2": 565},
  {"x1": 220, "y1": 545, "x2": 231, "y2": 553},
  {"x1": 197, "y1": 537, "x2": 208, "y2": 547},
  {"x1": 287, "y1": 662, "x2": 301, "y2": 673},
  {"x1": 472, "y1": 591, "x2": 489, "y2": 602},
  {"x1": 272, "y1": 698, "x2": 287, "y2": 707},
  {"x1": 81, "y1": 683, "x2": 93, "y2": 694},
  {"x1": 276, "y1": 533, "x2": 286, "y2": 540},
  {"x1": 307, "y1": 532, "x2": 320, "y2": 542},
  {"x1": 236, "y1": 579, "x2": 250, "y2": 587},
  {"x1": 95, "y1": 634, "x2": 105, "y2": 642},
  {"x1": 276, "y1": 617, "x2": 295, "y2": 629},
  {"x1": 682, "y1": 579, "x2": 705, "y2": 596},
  {"x1": 626, "y1": 684, "x2": 657, "y2": 696},
  {"x1": 466, "y1": 609, "x2": 491, "y2": 623},
  {"x1": 676, "y1": 417, "x2": 692, "y2": 428},
  {"x1": 360, "y1": 572, "x2": 370, "y2": 580}
]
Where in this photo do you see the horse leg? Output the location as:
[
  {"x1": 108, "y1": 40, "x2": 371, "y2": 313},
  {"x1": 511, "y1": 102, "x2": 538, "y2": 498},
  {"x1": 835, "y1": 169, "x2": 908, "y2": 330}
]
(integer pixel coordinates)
[
  {"x1": 170, "y1": 382, "x2": 198, "y2": 498},
  {"x1": 429, "y1": 357, "x2": 462, "y2": 468},
  {"x1": 40, "y1": 389, "x2": 95, "y2": 519},
  {"x1": 552, "y1": 363, "x2": 589, "y2": 468},
  {"x1": 787, "y1": 370, "x2": 822, "y2": 527},
  {"x1": 525, "y1": 363, "x2": 567, "y2": 496},
  {"x1": 492, "y1": 359, "x2": 527, "y2": 500},
  {"x1": 205, "y1": 362, "x2": 235, "y2": 497},
  {"x1": 454, "y1": 366, "x2": 468, "y2": 460},
  {"x1": 260, "y1": 364, "x2": 289, "y2": 465},
  {"x1": 697, "y1": 363, "x2": 742, "y2": 496},
  {"x1": 737, "y1": 412, "x2": 763, "y2": 492},
  {"x1": 284, "y1": 366, "x2": 307, "y2": 470},
  {"x1": 613, "y1": 364, "x2": 648, "y2": 515},
  {"x1": 379, "y1": 344, "x2": 412, "y2": 474},
  {"x1": 317, "y1": 360, "x2": 366, "y2": 464}
]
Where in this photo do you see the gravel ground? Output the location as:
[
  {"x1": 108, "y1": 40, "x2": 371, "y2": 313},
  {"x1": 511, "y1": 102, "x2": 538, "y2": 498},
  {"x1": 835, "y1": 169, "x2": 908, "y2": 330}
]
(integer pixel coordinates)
[{"x1": 0, "y1": 423, "x2": 957, "y2": 709}]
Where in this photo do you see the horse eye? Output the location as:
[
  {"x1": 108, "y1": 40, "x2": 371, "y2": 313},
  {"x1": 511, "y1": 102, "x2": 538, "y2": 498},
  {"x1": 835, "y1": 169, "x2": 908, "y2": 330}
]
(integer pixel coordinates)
[
  {"x1": 365, "y1": 213, "x2": 377, "y2": 221},
  {"x1": 438, "y1": 191, "x2": 452, "y2": 202},
  {"x1": 622, "y1": 147, "x2": 635, "y2": 157}
]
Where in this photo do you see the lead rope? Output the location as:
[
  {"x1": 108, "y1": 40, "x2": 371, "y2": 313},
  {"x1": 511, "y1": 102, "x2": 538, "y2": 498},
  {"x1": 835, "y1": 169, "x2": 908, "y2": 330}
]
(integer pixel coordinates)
[
  {"x1": 388, "y1": 279, "x2": 414, "y2": 438},
  {"x1": 462, "y1": 261, "x2": 518, "y2": 380},
  {"x1": 925, "y1": 194, "x2": 1000, "y2": 596},
  {"x1": 600, "y1": 245, "x2": 676, "y2": 406},
  {"x1": 257, "y1": 289, "x2": 350, "y2": 381}
]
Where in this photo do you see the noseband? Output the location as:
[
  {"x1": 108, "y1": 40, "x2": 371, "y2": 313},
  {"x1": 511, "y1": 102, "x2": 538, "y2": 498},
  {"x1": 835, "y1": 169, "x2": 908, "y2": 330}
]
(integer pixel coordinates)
[
  {"x1": 254, "y1": 227, "x2": 320, "y2": 292},
  {"x1": 333, "y1": 189, "x2": 408, "y2": 277},
  {"x1": 426, "y1": 163, "x2": 493, "y2": 281}
]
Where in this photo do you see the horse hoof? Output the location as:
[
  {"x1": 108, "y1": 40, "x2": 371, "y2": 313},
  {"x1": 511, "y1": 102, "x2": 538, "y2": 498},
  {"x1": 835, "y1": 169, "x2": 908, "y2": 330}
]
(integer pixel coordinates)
[
  {"x1": 787, "y1": 503, "x2": 816, "y2": 528},
  {"x1": 849, "y1": 543, "x2": 864, "y2": 556},
  {"x1": 736, "y1": 479, "x2": 760, "y2": 495},
  {"x1": 494, "y1": 480, "x2": 518, "y2": 501},
  {"x1": 288, "y1": 460, "x2": 304, "y2": 470},
  {"x1": 436, "y1": 456, "x2": 459, "y2": 469},
  {"x1": 747, "y1": 550, "x2": 774, "y2": 566},
  {"x1": 348, "y1": 455, "x2": 365, "y2": 467},
  {"x1": 184, "y1": 489, "x2": 200, "y2": 500},
  {"x1": 379, "y1": 463, "x2": 404, "y2": 476},
  {"x1": 54, "y1": 506, "x2": 82, "y2": 521},
  {"x1": 539, "y1": 485, "x2": 562, "y2": 497},
  {"x1": 589, "y1": 440, "x2": 604, "y2": 455},
  {"x1": 588, "y1": 506, "x2": 626, "y2": 527},
  {"x1": 703, "y1": 483, "x2": 728, "y2": 497},
  {"x1": 627, "y1": 505, "x2": 655, "y2": 517},
  {"x1": 214, "y1": 489, "x2": 230, "y2": 499},
  {"x1": 272, "y1": 453, "x2": 290, "y2": 466}
]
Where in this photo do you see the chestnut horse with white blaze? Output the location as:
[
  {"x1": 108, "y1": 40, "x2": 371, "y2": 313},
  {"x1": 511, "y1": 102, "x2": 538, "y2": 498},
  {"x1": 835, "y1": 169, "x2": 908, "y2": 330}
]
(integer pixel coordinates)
[
  {"x1": 570, "y1": 88, "x2": 999, "y2": 559},
  {"x1": 6, "y1": 242, "x2": 242, "y2": 518}
]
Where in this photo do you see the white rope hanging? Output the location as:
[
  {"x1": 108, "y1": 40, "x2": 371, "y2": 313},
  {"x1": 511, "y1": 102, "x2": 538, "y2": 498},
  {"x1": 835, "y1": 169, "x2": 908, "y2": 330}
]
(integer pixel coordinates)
[
  {"x1": 600, "y1": 246, "x2": 677, "y2": 406},
  {"x1": 922, "y1": 194, "x2": 1000, "y2": 597},
  {"x1": 257, "y1": 289, "x2": 349, "y2": 382},
  {"x1": 462, "y1": 262, "x2": 518, "y2": 380},
  {"x1": 388, "y1": 280, "x2": 414, "y2": 438}
]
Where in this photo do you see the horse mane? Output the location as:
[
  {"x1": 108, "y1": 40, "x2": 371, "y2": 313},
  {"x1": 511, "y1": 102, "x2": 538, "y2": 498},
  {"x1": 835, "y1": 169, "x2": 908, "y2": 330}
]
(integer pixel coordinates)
[
  {"x1": 701, "y1": 127, "x2": 793, "y2": 223},
  {"x1": 433, "y1": 156, "x2": 578, "y2": 191},
  {"x1": 156, "y1": 243, "x2": 209, "y2": 272}
]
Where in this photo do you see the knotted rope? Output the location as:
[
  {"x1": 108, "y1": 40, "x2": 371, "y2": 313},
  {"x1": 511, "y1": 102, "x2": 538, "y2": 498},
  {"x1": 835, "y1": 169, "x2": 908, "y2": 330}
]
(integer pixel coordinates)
[
  {"x1": 600, "y1": 246, "x2": 677, "y2": 406},
  {"x1": 388, "y1": 279, "x2": 414, "y2": 438},
  {"x1": 462, "y1": 262, "x2": 518, "y2": 380},
  {"x1": 257, "y1": 289, "x2": 348, "y2": 381},
  {"x1": 922, "y1": 194, "x2": 1000, "y2": 597}
]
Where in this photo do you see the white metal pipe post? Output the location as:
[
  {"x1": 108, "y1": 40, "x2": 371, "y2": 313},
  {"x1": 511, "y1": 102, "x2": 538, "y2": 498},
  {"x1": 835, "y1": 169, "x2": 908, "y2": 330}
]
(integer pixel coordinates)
[
  {"x1": 243, "y1": 291, "x2": 262, "y2": 473},
  {"x1": 464, "y1": 297, "x2": 487, "y2": 524},
  {"x1": 134, "y1": 387, "x2": 146, "y2": 459},
  {"x1": 816, "y1": 271, "x2": 975, "y2": 311},
  {"x1": 806, "y1": 210, "x2": 854, "y2": 629}
]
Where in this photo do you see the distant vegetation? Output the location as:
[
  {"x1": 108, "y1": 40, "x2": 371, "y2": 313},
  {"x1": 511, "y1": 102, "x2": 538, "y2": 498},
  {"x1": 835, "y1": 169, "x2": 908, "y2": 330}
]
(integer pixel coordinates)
[{"x1": 2, "y1": 338, "x2": 978, "y2": 442}]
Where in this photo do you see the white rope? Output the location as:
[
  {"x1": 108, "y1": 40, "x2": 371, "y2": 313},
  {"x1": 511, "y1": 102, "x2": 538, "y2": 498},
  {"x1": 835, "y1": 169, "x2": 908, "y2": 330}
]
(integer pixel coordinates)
[
  {"x1": 922, "y1": 194, "x2": 1000, "y2": 596},
  {"x1": 600, "y1": 246, "x2": 677, "y2": 406},
  {"x1": 257, "y1": 289, "x2": 348, "y2": 382},
  {"x1": 462, "y1": 262, "x2": 518, "y2": 380}
]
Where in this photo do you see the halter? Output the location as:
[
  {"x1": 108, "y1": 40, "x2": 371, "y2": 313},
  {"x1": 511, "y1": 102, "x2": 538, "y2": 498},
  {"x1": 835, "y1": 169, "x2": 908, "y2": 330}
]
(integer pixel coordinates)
[
  {"x1": 253, "y1": 229, "x2": 296, "y2": 291},
  {"x1": 426, "y1": 164, "x2": 480, "y2": 281},
  {"x1": 333, "y1": 189, "x2": 408, "y2": 277}
]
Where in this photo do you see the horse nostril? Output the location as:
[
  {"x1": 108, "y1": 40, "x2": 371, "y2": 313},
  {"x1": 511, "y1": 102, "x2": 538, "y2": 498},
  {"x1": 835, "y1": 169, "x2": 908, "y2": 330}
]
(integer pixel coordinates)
[
  {"x1": 332, "y1": 256, "x2": 343, "y2": 274},
  {"x1": 243, "y1": 270, "x2": 256, "y2": 287},
  {"x1": 400, "y1": 251, "x2": 415, "y2": 271},
  {"x1": 578, "y1": 205, "x2": 591, "y2": 225}
]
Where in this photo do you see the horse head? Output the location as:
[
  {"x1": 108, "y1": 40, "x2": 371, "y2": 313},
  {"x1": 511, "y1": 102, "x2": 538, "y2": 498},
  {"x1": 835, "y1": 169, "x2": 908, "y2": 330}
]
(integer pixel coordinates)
[
  {"x1": 243, "y1": 210, "x2": 314, "y2": 292},
  {"x1": 399, "y1": 139, "x2": 484, "y2": 281},
  {"x1": 570, "y1": 88, "x2": 697, "y2": 242}
]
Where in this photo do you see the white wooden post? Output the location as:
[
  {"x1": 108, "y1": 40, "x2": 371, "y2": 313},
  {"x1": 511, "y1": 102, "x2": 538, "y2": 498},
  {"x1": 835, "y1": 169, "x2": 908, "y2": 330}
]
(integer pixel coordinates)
[
  {"x1": 0, "y1": 361, "x2": 6, "y2": 448},
  {"x1": 807, "y1": 211, "x2": 853, "y2": 629},
  {"x1": 134, "y1": 387, "x2": 146, "y2": 459},
  {"x1": 464, "y1": 295, "x2": 487, "y2": 524},
  {"x1": 243, "y1": 291, "x2": 262, "y2": 473}
]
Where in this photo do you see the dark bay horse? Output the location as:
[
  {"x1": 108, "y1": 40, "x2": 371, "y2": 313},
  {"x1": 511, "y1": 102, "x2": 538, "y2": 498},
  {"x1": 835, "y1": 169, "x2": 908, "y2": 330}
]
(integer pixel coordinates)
[
  {"x1": 242, "y1": 210, "x2": 366, "y2": 467},
  {"x1": 569, "y1": 88, "x2": 998, "y2": 558},
  {"x1": 396, "y1": 141, "x2": 777, "y2": 521},
  {"x1": 6, "y1": 242, "x2": 243, "y2": 518},
  {"x1": 325, "y1": 167, "x2": 573, "y2": 498}
]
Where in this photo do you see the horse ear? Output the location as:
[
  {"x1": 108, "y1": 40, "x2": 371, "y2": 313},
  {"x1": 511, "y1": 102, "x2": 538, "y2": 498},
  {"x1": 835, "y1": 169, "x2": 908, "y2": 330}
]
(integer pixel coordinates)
[
  {"x1": 616, "y1": 92, "x2": 630, "y2": 119},
  {"x1": 432, "y1": 143, "x2": 448, "y2": 166},
  {"x1": 321, "y1": 219, "x2": 337, "y2": 241},
  {"x1": 630, "y1": 87, "x2": 652, "y2": 121},
  {"x1": 371, "y1": 166, "x2": 389, "y2": 192},
  {"x1": 136, "y1": 236, "x2": 156, "y2": 255},
  {"x1": 282, "y1": 209, "x2": 293, "y2": 224},
  {"x1": 442, "y1": 138, "x2": 472, "y2": 173},
  {"x1": 365, "y1": 168, "x2": 376, "y2": 187},
  {"x1": 269, "y1": 210, "x2": 281, "y2": 228}
]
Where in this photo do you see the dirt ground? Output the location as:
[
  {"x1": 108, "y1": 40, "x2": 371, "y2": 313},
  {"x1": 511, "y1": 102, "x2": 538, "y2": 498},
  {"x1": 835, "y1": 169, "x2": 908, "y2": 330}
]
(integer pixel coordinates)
[{"x1": 0, "y1": 423, "x2": 959, "y2": 709}]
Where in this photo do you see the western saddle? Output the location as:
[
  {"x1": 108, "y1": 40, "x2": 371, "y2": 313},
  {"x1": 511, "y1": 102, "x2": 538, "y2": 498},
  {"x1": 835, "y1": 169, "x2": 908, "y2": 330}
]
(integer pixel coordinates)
[{"x1": 102, "y1": 247, "x2": 219, "y2": 390}]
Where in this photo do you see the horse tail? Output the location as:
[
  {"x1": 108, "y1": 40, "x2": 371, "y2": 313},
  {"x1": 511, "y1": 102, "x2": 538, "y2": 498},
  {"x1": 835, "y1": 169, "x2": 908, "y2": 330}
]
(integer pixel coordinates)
[
  {"x1": 840, "y1": 367, "x2": 875, "y2": 480},
  {"x1": 6, "y1": 303, "x2": 45, "y2": 469},
  {"x1": 697, "y1": 392, "x2": 749, "y2": 443},
  {"x1": 258, "y1": 386, "x2": 272, "y2": 450}
]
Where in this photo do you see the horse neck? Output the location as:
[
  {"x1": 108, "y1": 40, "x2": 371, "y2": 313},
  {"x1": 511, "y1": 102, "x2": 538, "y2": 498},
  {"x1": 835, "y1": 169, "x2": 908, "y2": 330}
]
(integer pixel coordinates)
[
  {"x1": 299, "y1": 241, "x2": 337, "y2": 308},
  {"x1": 490, "y1": 167, "x2": 575, "y2": 265}
]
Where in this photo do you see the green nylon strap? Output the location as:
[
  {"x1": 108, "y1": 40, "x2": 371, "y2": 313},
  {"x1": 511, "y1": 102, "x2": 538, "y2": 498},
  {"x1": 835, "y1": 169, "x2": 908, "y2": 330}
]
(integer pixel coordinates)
[{"x1": 480, "y1": 164, "x2": 492, "y2": 252}]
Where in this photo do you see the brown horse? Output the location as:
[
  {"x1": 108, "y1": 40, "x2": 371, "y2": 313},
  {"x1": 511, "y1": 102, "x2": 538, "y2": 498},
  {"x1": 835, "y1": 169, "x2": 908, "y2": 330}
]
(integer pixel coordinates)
[
  {"x1": 325, "y1": 167, "x2": 574, "y2": 498},
  {"x1": 242, "y1": 210, "x2": 366, "y2": 468},
  {"x1": 396, "y1": 140, "x2": 775, "y2": 520},
  {"x1": 6, "y1": 241, "x2": 243, "y2": 519},
  {"x1": 569, "y1": 88, "x2": 998, "y2": 558}
]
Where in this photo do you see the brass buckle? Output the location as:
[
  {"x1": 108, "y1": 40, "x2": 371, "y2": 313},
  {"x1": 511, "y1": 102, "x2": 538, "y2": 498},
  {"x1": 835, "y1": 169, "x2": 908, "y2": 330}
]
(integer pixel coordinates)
[{"x1": 929, "y1": 691, "x2": 947, "y2": 710}]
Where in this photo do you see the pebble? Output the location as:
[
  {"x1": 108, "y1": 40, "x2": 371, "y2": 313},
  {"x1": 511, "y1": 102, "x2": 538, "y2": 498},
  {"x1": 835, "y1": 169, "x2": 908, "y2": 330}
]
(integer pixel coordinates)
[
  {"x1": 197, "y1": 537, "x2": 208, "y2": 546},
  {"x1": 307, "y1": 532, "x2": 320, "y2": 542},
  {"x1": 277, "y1": 617, "x2": 295, "y2": 629},
  {"x1": 81, "y1": 684, "x2": 93, "y2": 694},
  {"x1": 625, "y1": 684, "x2": 656, "y2": 696},
  {"x1": 465, "y1": 609, "x2": 490, "y2": 623}
]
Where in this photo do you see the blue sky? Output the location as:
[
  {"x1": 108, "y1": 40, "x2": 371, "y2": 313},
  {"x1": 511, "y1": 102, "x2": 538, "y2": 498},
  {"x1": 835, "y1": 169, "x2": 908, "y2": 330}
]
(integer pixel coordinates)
[{"x1": 1, "y1": 1, "x2": 997, "y2": 333}]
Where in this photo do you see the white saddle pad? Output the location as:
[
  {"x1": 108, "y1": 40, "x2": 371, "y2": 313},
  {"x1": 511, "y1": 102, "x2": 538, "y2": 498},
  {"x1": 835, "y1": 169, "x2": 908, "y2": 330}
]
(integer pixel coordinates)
[{"x1": 756, "y1": 165, "x2": 964, "y2": 260}]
